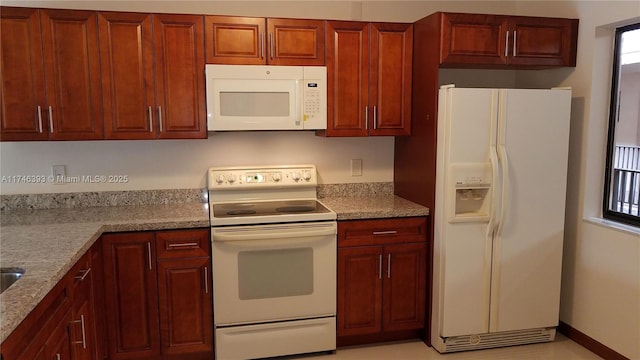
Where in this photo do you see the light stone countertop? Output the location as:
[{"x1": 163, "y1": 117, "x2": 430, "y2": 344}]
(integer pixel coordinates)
[
  {"x1": 0, "y1": 193, "x2": 428, "y2": 344},
  {"x1": 0, "y1": 203, "x2": 210, "y2": 344}
]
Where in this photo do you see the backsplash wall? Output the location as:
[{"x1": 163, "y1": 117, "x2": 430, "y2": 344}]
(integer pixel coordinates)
[{"x1": 0, "y1": 131, "x2": 394, "y2": 195}]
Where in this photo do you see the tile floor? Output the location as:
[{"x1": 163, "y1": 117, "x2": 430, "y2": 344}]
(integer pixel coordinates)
[{"x1": 289, "y1": 334, "x2": 602, "y2": 359}]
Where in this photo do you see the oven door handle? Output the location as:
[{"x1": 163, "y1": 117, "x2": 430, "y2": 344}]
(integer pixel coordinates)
[{"x1": 212, "y1": 223, "x2": 336, "y2": 242}]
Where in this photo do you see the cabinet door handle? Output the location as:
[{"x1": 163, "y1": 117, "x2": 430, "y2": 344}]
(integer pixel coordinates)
[
  {"x1": 505, "y1": 30, "x2": 510, "y2": 57},
  {"x1": 269, "y1": 32, "x2": 274, "y2": 60},
  {"x1": 204, "y1": 266, "x2": 209, "y2": 294},
  {"x1": 512, "y1": 30, "x2": 517, "y2": 57},
  {"x1": 148, "y1": 106, "x2": 154, "y2": 132},
  {"x1": 168, "y1": 242, "x2": 198, "y2": 248},
  {"x1": 37, "y1": 106, "x2": 43, "y2": 133},
  {"x1": 157, "y1": 106, "x2": 163, "y2": 132},
  {"x1": 71, "y1": 314, "x2": 87, "y2": 349},
  {"x1": 260, "y1": 32, "x2": 265, "y2": 59},
  {"x1": 373, "y1": 230, "x2": 397, "y2": 235},
  {"x1": 387, "y1": 253, "x2": 391, "y2": 278},
  {"x1": 48, "y1": 106, "x2": 54, "y2": 133},
  {"x1": 378, "y1": 254, "x2": 382, "y2": 279},
  {"x1": 74, "y1": 267, "x2": 91, "y2": 281},
  {"x1": 56, "y1": 354, "x2": 61, "y2": 360},
  {"x1": 365, "y1": 106, "x2": 369, "y2": 130},
  {"x1": 373, "y1": 105, "x2": 377, "y2": 130},
  {"x1": 147, "y1": 242, "x2": 152, "y2": 270}
]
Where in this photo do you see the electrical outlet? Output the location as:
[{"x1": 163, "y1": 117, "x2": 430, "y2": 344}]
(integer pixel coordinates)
[
  {"x1": 51, "y1": 165, "x2": 66, "y2": 185},
  {"x1": 351, "y1": 159, "x2": 363, "y2": 177}
]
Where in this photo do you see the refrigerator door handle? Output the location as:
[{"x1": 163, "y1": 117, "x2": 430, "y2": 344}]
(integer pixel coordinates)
[
  {"x1": 496, "y1": 144, "x2": 509, "y2": 238},
  {"x1": 486, "y1": 145, "x2": 500, "y2": 238}
]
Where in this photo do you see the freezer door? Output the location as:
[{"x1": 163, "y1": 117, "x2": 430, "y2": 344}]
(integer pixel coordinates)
[{"x1": 489, "y1": 88, "x2": 571, "y2": 332}]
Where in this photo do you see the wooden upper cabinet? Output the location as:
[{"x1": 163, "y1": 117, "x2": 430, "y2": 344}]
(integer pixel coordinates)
[
  {"x1": 439, "y1": 12, "x2": 578, "y2": 68},
  {"x1": 205, "y1": 16, "x2": 325, "y2": 65},
  {"x1": 41, "y1": 9, "x2": 104, "y2": 140},
  {"x1": 324, "y1": 21, "x2": 411, "y2": 137},
  {"x1": 153, "y1": 14, "x2": 207, "y2": 139},
  {"x1": 0, "y1": 7, "x2": 47, "y2": 141}
]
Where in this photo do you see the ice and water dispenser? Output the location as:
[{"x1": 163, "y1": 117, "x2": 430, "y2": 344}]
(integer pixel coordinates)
[{"x1": 448, "y1": 163, "x2": 492, "y2": 223}]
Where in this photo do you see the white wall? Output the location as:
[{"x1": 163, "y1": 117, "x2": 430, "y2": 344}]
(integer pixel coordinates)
[{"x1": 515, "y1": 2, "x2": 640, "y2": 359}]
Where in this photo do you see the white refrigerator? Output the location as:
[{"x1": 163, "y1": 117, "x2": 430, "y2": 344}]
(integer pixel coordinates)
[{"x1": 432, "y1": 85, "x2": 572, "y2": 352}]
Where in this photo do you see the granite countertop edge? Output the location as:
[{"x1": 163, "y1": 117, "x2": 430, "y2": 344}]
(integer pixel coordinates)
[{"x1": 0, "y1": 195, "x2": 428, "y2": 344}]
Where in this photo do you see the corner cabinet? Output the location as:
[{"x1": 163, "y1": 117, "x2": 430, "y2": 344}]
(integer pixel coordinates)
[
  {"x1": 99, "y1": 12, "x2": 206, "y2": 139},
  {"x1": 0, "y1": 7, "x2": 103, "y2": 141},
  {"x1": 205, "y1": 16, "x2": 325, "y2": 65},
  {"x1": 337, "y1": 217, "x2": 427, "y2": 344},
  {"x1": 438, "y1": 12, "x2": 578, "y2": 68},
  {"x1": 321, "y1": 21, "x2": 412, "y2": 137},
  {"x1": 101, "y1": 228, "x2": 212, "y2": 360}
]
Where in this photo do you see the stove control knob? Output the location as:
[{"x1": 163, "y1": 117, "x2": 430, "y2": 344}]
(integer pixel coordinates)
[
  {"x1": 227, "y1": 175, "x2": 236, "y2": 184},
  {"x1": 272, "y1": 173, "x2": 282, "y2": 182},
  {"x1": 302, "y1": 172, "x2": 312, "y2": 181},
  {"x1": 215, "y1": 174, "x2": 226, "y2": 184},
  {"x1": 291, "y1": 172, "x2": 301, "y2": 181}
]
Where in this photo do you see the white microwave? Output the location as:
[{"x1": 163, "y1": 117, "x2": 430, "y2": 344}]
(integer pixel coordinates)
[{"x1": 205, "y1": 65, "x2": 327, "y2": 131}]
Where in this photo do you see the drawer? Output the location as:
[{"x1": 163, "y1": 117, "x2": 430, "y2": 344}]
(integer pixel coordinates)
[
  {"x1": 338, "y1": 217, "x2": 427, "y2": 247},
  {"x1": 156, "y1": 228, "x2": 210, "y2": 259}
]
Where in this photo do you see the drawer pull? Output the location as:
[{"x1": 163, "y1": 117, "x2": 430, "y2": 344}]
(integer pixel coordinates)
[
  {"x1": 74, "y1": 268, "x2": 91, "y2": 281},
  {"x1": 373, "y1": 230, "x2": 397, "y2": 235},
  {"x1": 378, "y1": 255, "x2": 382, "y2": 279},
  {"x1": 204, "y1": 266, "x2": 209, "y2": 294},
  {"x1": 71, "y1": 314, "x2": 87, "y2": 348},
  {"x1": 168, "y1": 242, "x2": 199, "y2": 248}
]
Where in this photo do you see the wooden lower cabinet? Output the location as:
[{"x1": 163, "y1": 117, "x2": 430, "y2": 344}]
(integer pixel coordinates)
[
  {"x1": 101, "y1": 228, "x2": 213, "y2": 360},
  {"x1": 337, "y1": 217, "x2": 427, "y2": 345}
]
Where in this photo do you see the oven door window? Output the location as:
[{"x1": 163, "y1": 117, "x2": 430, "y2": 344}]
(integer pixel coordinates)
[{"x1": 238, "y1": 248, "x2": 313, "y2": 299}]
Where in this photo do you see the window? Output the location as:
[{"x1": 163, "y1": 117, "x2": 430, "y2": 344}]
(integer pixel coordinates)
[{"x1": 603, "y1": 23, "x2": 640, "y2": 227}]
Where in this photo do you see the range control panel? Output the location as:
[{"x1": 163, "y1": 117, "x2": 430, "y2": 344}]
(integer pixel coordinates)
[{"x1": 208, "y1": 165, "x2": 318, "y2": 190}]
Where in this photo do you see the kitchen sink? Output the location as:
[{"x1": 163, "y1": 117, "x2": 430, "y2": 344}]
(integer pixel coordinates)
[{"x1": 0, "y1": 268, "x2": 25, "y2": 294}]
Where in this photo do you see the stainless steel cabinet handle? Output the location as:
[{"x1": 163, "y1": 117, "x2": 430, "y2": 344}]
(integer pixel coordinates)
[
  {"x1": 147, "y1": 242, "x2": 152, "y2": 270},
  {"x1": 269, "y1": 32, "x2": 274, "y2": 60},
  {"x1": 260, "y1": 32, "x2": 265, "y2": 59},
  {"x1": 168, "y1": 242, "x2": 198, "y2": 248},
  {"x1": 513, "y1": 30, "x2": 517, "y2": 57},
  {"x1": 373, "y1": 105, "x2": 377, "y2": 130},
  {"x1": 56, "y1": 355, "x2": 61, "y2": 360},
  {"x1": 148, "y1": 106, "x2": 153, "y2": 132},
  {"x1": 204, "y1": 266, "x2": 209, "y2": 294},
  {"x1": 378, "y1": 254, "x2": 383, "y2": 279},
  {"x1": 37, "y1": 106, "x2": 43, "y2": 133},
  {"x1": 157, "y1": 106, "x2": 163, "y2": 132},
  {"x1": 71, "y1": 315, "x2": 87, "y2": 349},
  {"x1": 74, "y1": 267, "x2": 91, "y2": 281},
  {"x1": 373, "y1": 230, "x2": 397, "y2": 235},
  {"x1": 387, "y1": 254, "x2": 391, "y2": 278},
  {"x1": 48, "y1": 106, "x2": 53, "y2": 133},
  {"x1": 365, "y1": 106, "x2": 369, "y2": 130},
  {"x1": 505, "y1": 31, "x2": 510, "y2": 57}
]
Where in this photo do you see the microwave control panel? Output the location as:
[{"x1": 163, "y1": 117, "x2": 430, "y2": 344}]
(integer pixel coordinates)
[{"x1": 301, "y1": 66, "x2": 326, "y2": 129}]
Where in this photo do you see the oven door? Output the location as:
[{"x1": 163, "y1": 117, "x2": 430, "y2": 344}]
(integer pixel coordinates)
[{"x1": 211, "y1": 221, "x2": 336, "y2": 326}]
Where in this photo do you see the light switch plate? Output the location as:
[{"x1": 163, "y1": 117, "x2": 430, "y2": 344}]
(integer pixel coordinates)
[{"x1": 51, "y1": 165, "x2": 66, "y2": 185}]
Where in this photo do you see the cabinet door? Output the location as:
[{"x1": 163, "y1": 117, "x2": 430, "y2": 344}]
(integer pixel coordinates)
[
  {"x1": 324, "y1": 21, "x2": 370, "y2": 137},
  {"x1": 99, "y1": 12, "x2": 156, "y2": 139},
  {"x1": 507, "y1": 16, "x2": 578, "y2": 67},
  {"x1": 69, "y1": 252, "x2": 97, "y2": 360},
  {"x1": 102, "y1": 232, "x2": 161, "y2": 360},
  {"x1": 267, "y1": 18, "x2": 325, "y2": 65},
  {"x1": 154, "y1": 14, "x2": 206, "y2": 139},
  {"x1": 439, "y1": 13, "x2": 509, "y2": 67},
  {"x1": 369, "y1": 23, "x2": 412, "y2": 136},
  {"x1": 337, "y1": 246, "x2": 382, "y2": 336},
  {"x1": 46, "y1": 311, "x2": 73, "y2": 360},
  {"x1": 0, "y1": 7, "x2": 48, "y2": 141},
  {"x1": 157, "y1": 257, "x2": 213, "y2": 358},
  {"x1": 40, "y1": 9, "x2": 103, "y2": 140},
  {"x1": 383, "y1": 243, "x2": 426, "y2": 332},
  {"x1": 205, "y1": 16, "x2": 265, "y2": 64}
]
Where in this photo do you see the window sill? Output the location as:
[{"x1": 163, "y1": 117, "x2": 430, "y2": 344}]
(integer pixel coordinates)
[{"x1": 584, "y1": 217, "x2": 640, "y2": 236}]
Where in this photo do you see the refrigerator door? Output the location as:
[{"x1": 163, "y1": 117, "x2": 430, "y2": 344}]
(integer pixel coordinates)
[
  {"x1": 489, "y1": 88, "x2": 571, "y2": 332},
  {"x1": 436, "y1": 87, "x2": 499, "y2": 337}
]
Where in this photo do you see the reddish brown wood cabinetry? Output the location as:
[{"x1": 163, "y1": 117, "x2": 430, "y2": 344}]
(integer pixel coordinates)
[
  {"x1": 323, "y1": 21, "x2": 412, "y2": 137},
  {"x1": 205, "y1": 16, "x2": 325, "y2": 65},
  {"x1": 101, "y1": 228, "x2": 212, "y2": 360},
  {"x1": 99, "y1": 12, "x2": 206, "y2": 139},
  {"x1": 438, "y1": 12, "x2": 578, "y2": 68},
  {"x1": 337, "y1": 217, "x2": 427, "y2": 344},
  {"x1": 0, "y1": 7, "x2": 103, "y2": 141}
]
